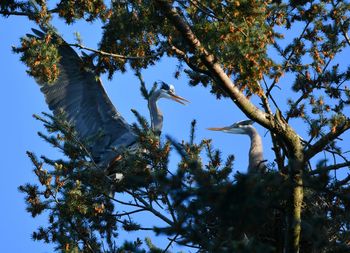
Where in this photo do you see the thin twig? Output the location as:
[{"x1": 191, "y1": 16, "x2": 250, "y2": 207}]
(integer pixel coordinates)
[
  {"x1": 305, "y1": 121, "x2": 350, "y2": 160},
  {"x1": 116, "y1": 218, "x2": 153, "y2": 231},
  {"x1": 168, "y1": 42, "x2": 212, "y2": 77},
  {"x1": 267, "y1": 21, "x2": 311, "y2": 97},
  {"x1": 125, "y1": 189, "x2": 174, "y2": 225},
  {"x1": 113, "y1": 208, "x2": 147, "y2": 217},
  {"x1": 162, "y1": 233, "x2": 180, "y2": 253},
  {"x1": 70, "y1": 43, "x2": 161, "y2": 60}
]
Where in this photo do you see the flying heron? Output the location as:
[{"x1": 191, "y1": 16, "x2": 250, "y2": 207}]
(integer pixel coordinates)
[
  {"x1": 208, "y1": 120, "x2": 266, "y2": 173},
  {"x1": 29, "y1": 29, "x2": 189, "y2": 169}
]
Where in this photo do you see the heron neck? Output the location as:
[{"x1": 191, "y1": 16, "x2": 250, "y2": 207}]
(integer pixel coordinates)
[
  {"x1": 247, "y1": 128, "x2": 264, "y2": 172},
  {"x1": 149, "y1": 92, "x2": 163, "y2": 134}
]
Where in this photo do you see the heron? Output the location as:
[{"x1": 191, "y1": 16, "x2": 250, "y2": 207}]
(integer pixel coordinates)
[
  {"x1": 208, "y1": 120, "x2": 266, "y2": 173},
  {"x1": 29, "y1": 29, "x2": 189, "y2": 169}
]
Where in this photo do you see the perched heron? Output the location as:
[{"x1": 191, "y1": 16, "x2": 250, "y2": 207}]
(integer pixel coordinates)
[
  {"x1": 29, "y1": 29, "x2": 189, "y2": 169},
  {"x1": 208, "y1": 120, "x2": 266, "y2": 173}
]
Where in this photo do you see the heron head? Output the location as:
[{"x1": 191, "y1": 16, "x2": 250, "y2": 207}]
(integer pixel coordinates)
[
  {"x1": 207, "y1": 120, "x2": 255, "y2": 134},
  {"x1": 159, "y1": 82, "x2": 189, "y2": 105}
]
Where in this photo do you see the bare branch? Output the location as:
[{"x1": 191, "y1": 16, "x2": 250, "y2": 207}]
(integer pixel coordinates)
[
  {"x1": 341, "y1": 29, "x2": 350, "y2": 46},
  {"x1": 162, "y1": 233, "x2": 179, "y2": 253},
  {"x1": 69, "y1": 43, "x2": 161, "y2": 60},
  {"x1": 125, "y1": 190, "x2": 174, "y2": 226},
  {"x1": 113, "y1": 208, "x2": 147, "y2": 217}
]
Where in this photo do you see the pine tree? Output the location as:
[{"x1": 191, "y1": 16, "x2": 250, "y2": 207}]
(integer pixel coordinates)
[{"x1": 3, "y1": 1, "x2": 350, "y2": 252}]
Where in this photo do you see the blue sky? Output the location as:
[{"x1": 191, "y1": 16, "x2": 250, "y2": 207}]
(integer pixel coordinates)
[
  {"x1": 1, "y1": 16, "x2": 264, "y2": 252},
  {"x1": 1, "y1": 10, "x2": 350, "y2": 253}
]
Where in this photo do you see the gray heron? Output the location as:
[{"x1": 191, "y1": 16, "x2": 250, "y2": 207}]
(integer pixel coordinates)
[
  {"x1": 29, "y1": 29, "x2": 189, "y2": 169},
  {"x1": 208, "y1": 120, "x2": 266, "y2": 173}
]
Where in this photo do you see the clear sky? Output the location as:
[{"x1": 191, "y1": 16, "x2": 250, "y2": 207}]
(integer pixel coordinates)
[
  {"x1": 1, "y1": 15, "x2": 267, "y2": 252},
  {"x1": 1, "y1": 10, "x2": 349, "y2": 253}
]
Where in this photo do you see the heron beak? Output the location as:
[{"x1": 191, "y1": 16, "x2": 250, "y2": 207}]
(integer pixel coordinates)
[
  {"x1": 207, "y1": 126, "x2": 232, "y2": 131},
  {"x1": 169, "y1": 93, "x2": 190, "y2": 105}
]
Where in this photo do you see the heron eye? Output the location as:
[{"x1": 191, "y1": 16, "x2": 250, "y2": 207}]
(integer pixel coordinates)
[{"x1": 169, "y1": 85, "x2": 175, "y2": 93}]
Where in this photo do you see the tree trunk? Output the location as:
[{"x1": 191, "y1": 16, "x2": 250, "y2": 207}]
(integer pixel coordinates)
[{"x1": 285, "y1": 157, "x2": 304, "y2": 253}]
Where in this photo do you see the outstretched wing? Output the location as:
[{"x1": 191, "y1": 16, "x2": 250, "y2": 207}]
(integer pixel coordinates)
[{"x1": 31, "y1": 29, "x2": 137, "y2": 165}]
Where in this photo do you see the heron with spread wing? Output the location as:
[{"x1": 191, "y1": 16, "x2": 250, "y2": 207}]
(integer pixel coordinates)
[
  {"x1": 208, "y1": 120, "x2": 266, "y2": 173},
  {"x1": 29, "y1": 29, "x2": 188, "y2": 169}
]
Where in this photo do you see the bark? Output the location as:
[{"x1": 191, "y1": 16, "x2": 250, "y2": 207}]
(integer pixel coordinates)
[
  {"x1": 155, "y1": 0, "x2": 271, "y2": 129},
  {"x1": 285, "y1": 157, "x2": 304, "y2": 253},
  {"x1": 155, "y1": 1, "x2": 306, "y2": 252}
]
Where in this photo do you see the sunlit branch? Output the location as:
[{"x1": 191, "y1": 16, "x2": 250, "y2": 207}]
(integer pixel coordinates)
[
  {"x1": 186, "y1": 0, "x2": 223, "y2": 21},
  {"x1": 69, "y1": 43, "x2": 161, "y2": 60},
  {"x1": 155, "y1": 0, "x2": 270, "y2": 129}
]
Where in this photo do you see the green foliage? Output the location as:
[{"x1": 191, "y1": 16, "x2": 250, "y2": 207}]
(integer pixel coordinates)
[
  {"x1": 13, "y1": 32, "x2": 61, "y2": 84},
  {"x1": 98, "y1": 1, "x2": 166, "y2": 77},
  {"x1": 6, "y1": 0, "x2": 350, "y2": 252},
  {"x1": 19, "y1": 113, "x2": 350, "y2": 252},
  {"x1": 56, "y1": 0, "x2": 110, "y2": 23},
  {"x1": 0, "y1": 1, "x2": 26, "y2": 13}
]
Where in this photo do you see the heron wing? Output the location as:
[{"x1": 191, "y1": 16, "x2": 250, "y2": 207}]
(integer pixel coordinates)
[{"x1": 32, "y1": 29, "x2": 137, "y2": 165}]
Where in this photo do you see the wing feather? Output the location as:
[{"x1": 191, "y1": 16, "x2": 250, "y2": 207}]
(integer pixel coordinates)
[{"x1": 34, "y1": 29, "x2": 136, "y2": 165}]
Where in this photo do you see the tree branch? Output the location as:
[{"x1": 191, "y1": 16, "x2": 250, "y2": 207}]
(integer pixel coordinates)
[
  {"x1": 0, "y1": 8, "x2": 58, "y2": 17},
  {"x1": 162, "y1": 233, "x2": 179, "y2": 253},
  {"x1": 0, "y1": 10, "x2": 32, "y2": 16},
  {"x1": 70, "y1": 43, "x2": 160, "y2": 60},
  {"x1": 155, "y1": 0, "x2": 271, "y2": 129},
  {"x1": 113, "y1": 208, "x2": 147, "y2": 217},
  {"x1": 168, "y1": 41, "x2": 212, "y2": 77},
  {"x1": 305, "y1": 120, "x2": 350, "y2": 160},
  {"x1": 267, "y1": 21, "x2": 311, "y2": 97},
  {"x1": 125, "y1": 190, "x2": 174, "y2": 226},
  {"x1": 309, "y1": 161, "x2": 350, "y2": 175}
]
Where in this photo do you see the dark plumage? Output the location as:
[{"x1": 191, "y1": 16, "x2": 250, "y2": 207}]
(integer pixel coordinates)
[{"x1": 29, "y1": 29, "x2": 188, "y2": 168}]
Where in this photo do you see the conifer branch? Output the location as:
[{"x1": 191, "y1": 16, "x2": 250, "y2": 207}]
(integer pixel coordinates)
[
  {"x1": 309, "y1": 161, "x2": 350, "y2": 175},
  {"x1": 267, "y1": 21, "x2": 311, "y2": 97},
  {"x1": 0, "y1": 8, "x2": 57, "y2": 17},
  {"x1": 167, "y1": 41, "x2": 212, "y2": 77},
  {"x1": 305, "y1": 120, "x2": 350, "y2": 160},
  {"x1": 125, "y1": 190, "x2": 174, "y2": 226},
  {"x1": 155, "y1": 0, "x2": 271, "y2": 129},
  {"x1": 69, "y1": 43, "x2": 161, "y2": 61}
]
